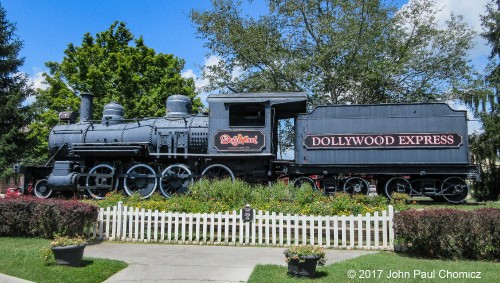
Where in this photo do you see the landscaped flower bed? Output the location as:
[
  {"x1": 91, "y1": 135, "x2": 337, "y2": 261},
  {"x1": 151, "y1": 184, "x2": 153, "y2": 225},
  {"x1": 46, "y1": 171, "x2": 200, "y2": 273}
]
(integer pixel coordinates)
[{"x1": 87, "y1": 179, "x2": 407, "y2": 216}]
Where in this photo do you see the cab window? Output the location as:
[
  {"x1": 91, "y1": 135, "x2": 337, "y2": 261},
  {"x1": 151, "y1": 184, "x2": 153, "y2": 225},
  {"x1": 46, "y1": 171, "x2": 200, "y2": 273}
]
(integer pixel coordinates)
[{"x1": 229, "y1": 104, "x2": 265, "y2": 127}]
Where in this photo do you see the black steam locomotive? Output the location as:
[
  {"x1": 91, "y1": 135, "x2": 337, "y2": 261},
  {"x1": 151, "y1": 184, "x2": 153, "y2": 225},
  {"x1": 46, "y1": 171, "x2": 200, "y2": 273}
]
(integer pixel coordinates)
[{"x1": 15, "y1": 92, "x2": 479, "y2": 203}]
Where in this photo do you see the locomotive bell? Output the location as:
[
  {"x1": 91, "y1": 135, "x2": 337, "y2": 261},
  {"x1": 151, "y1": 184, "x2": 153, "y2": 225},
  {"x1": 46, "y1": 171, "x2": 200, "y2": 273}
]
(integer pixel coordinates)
[
  {"x1": 166, "y1": 95, "x2": 192, "y2": 117},
  {"x1": 102, "y1": 102, "x2": 124, "y2": 125}
]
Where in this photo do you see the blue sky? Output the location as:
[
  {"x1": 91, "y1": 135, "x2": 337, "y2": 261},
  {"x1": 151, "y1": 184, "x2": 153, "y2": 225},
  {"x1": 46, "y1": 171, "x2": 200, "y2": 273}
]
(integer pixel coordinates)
[{"x1": 1, "y1": 0, "x2": 492, "y2": 98}]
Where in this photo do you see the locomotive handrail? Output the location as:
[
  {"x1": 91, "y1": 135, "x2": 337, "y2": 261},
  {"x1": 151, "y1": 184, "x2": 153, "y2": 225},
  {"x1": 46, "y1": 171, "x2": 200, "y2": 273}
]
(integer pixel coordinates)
[
  {"x1": 149, "y1": 152, "x2": 275, "y2": 157},
  {"x1": 72, "y1": 142, "x2": 150, "y2": 145},
  {"x1": 44, "y1": 143, "x2": 67, "y2": 167}
]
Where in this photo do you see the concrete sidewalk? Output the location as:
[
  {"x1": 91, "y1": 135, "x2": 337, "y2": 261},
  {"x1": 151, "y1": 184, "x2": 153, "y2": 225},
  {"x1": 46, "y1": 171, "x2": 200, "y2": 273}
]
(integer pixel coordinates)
[
  {"x1": 0, "y1": 274, "x2": 33, "y2": 283},
  {"x1": 85, "y1": 243, "x2": 377, "y2": 283}
]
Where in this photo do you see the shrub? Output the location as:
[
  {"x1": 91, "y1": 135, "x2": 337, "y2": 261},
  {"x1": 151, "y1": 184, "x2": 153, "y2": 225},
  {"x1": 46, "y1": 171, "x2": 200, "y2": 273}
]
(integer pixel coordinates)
[
  {"x1": 284, "y1": 245, "x2": 326, "y2": 266},
  {"x1": 92, "y1": 179, "x2": 397, "y2": 216},
  {"x1": 190, "y1": 178, "x2": 253, "y2": 208},
  {"x1": 0, "y1": 196, "x2": 98, "y2": 238},
  {"x1": 394, "y1": 208, "x2": 500, "y2": 260},
  {"x1": 390, "y1": 192, "x2": 410, "y2": 211}
]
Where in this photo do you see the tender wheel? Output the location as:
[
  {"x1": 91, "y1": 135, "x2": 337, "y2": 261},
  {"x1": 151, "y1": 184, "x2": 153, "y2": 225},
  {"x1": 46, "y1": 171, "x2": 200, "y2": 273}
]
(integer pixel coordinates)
[
  {"x1": 160, "y1": 164, "x2": 193, "y2": 198},
  {"x1": 124, "y1": 164, "x2": 157, "y2": 198},
  {"x1": 34, "y1": 179, "x2": 52, "y2": 198},
  {"x1": 292, "y1": 176, "x2": 317, "y2": 190},
  {"x1": 86, "y1": 164, "x2": 117, "y2": 199},
  {"x1": 201, "y1": 164, "x2": 235, "y2": 181},
  {"x1": 440, "y1": 177, "x2": 469, "y2": 204},
  {"x1": 343, "y1": 177, "x2": 370, "y2": 195},
  {"x1": 384, "y1": 177, "x2": 412, "y2": 199}
]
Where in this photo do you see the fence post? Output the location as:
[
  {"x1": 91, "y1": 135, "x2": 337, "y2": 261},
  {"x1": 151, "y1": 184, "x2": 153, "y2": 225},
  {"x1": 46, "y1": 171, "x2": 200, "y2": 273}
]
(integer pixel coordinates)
[
  {"x1": 121, "y1": 205, "x2": 128, "y2": 241},
  {"x1": 382, "y1": 209, "x2": 387, "y2": 248},
  {"x1": 357, "y1": 214, "x2": 362, "y2": 249},
  {"x1": 98, "y1": 207, "x2": 104, "y2": 240},
  {"x1": 388, "y1": 205, "x2": 394, "y2": 250},
  {"x1": 365, "y1": 212, "x2": 371, "y2": 249},
  {"x1": 374, "y1": 211, "x2": 379, "y2": 249},
  {"x1": 116, "y1": 201, "x2": 123, "y2": 239}
]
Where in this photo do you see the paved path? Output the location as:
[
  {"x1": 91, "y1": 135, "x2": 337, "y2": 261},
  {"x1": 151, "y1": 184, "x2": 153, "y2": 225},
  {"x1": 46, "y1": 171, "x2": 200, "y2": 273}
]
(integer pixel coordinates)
[
  {"x1": 0, "y1": 274, "x2": 33, "y2": 283},
  {"x1": 85, "y1": 243, "x2": 377, "y2": 283}
]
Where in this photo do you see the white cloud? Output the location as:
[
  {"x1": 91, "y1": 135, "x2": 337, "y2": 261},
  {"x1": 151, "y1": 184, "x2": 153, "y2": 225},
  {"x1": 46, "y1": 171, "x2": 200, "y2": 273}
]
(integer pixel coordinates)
[
  {"x1": 432, "y1": 0, "x2": 488, "y2": 33},
  {"x1": 181, "y1": 69, "x2": 197, "y2": 80},
  {"x1": 31, "y1": 70, "x2": 48, "y2": 90},
  {"x1": 20, "y1": 67, "x2": 48, "y2": 106},
  {"x1": 182, "y1": 55, "x2": 223, "y2": 105},
  {"x1": 447, "y1": 99, "x2": 483, "y2": 134},
  {"x1": 428, "y1": 0, "x2": 491, "y2": 67}
]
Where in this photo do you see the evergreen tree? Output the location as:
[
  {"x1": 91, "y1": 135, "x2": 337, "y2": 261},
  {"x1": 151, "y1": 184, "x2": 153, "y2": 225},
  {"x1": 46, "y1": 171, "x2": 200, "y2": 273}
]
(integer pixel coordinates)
[
  {"x1": 0, "y1": 4, "x2": 34, "y2": 179},
  {"x1": 466, "y1": 0, "x2": 500, "y2": 201}
]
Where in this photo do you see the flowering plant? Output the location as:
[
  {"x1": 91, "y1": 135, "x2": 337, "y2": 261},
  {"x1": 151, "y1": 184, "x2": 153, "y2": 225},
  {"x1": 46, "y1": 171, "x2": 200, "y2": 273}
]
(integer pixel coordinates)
[
  {"x1": 41, "y1": 236, "x2": 87, "y2": 263},
  {"x1": 284, "y1": 246, "x2": 326, "y2": 266},
  {"x1": 50, "y1": 236, "x2": 87, "y2": 247}
]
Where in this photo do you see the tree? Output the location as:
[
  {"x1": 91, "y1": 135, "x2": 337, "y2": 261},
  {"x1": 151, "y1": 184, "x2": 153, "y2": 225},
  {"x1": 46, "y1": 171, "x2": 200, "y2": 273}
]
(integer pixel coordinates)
[
  {"x1": 191, "y1": 0, "x2": 477, "y2": 105},
  {"x1": 28, "y1": 22, "x2": 200, "y2": 161},
  {"x1": 0, "y1": 4, "x2": 34, "y2": 179},
  {"x1": 465, "y1": 0, "x2": 500, "y2": 201}
]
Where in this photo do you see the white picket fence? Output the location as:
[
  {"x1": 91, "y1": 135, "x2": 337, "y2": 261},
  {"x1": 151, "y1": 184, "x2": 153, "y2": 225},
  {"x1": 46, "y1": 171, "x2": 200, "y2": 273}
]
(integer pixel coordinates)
[{"x1": 95, "y1": 202, "x2": 394, "y2": 250}]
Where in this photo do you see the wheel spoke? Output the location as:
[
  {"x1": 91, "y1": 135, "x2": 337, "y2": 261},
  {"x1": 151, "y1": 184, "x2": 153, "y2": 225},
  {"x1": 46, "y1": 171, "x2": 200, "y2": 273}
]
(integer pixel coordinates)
[
  {"x1": 124, "y1": 164, "x2": 157, "y2": 199},
  {"x1": 201, "y1": 164, "x2": 235, "y2": 181},
  {"x1": 344, "y1": 177, "x2": 369, "y2": 195},
  {"x1": 160, "y1": 164, "x2": 193, "y2": 198},
  {"x1": 441, "y1": 177, "x2": 468, "y2": 203},
  {"x1": 293, "y1": 177, "x2": 317, "y2": 190},
  {"x1": 86, "y1": 164, "x2": 116, "y2": 200},
  {"x1": 384, "y1": 177, "x2": 412, "y2": 199}
]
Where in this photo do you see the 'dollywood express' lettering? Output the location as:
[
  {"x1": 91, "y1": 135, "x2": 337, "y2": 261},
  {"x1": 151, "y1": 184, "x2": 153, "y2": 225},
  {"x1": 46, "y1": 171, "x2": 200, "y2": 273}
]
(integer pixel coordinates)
[
  {"x1": 220, "y1": 134, "x2": 259, "y2": 147},
  {"x1": 306, "y1": 133, "x2": 461, "y2": 148}
]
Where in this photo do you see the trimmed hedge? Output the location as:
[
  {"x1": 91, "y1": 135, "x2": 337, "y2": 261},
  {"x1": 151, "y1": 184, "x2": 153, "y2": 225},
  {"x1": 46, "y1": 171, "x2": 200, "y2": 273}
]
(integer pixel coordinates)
[
  {"x1": 394, "y1": 208, "x2": 500, "y2": 260},
  {"x1": 0, "y1": 197, "x2": 98, "y2": 238}
]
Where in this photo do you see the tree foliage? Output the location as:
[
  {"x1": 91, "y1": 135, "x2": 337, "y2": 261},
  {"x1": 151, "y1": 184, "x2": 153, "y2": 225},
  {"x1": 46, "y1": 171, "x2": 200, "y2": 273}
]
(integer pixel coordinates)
[
  {"x1": 28, "y1": 22, "x2": 200, "y2": 161},
  {"x1": 466, "y1": 0, "x2": 500, "y2": 201},
  {"x1": 0, "y1": 4, "x2": 34, "y2": 179},
  {"x1": 191, "y1": 0, "x2": 478, "y2": 105}
]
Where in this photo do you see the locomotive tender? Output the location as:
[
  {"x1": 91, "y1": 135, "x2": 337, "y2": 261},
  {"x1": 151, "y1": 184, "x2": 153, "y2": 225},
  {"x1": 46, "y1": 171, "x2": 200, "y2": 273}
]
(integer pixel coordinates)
[{"x1": 15, "y1": 92, "x2": 479, "y2": 203}]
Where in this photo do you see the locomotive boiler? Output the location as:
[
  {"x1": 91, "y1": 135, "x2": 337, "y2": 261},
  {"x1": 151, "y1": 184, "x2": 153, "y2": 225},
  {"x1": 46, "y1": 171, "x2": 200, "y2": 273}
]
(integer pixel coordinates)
[{"x1": 15, "y1": 92, "x2": 479, "y2": 203}]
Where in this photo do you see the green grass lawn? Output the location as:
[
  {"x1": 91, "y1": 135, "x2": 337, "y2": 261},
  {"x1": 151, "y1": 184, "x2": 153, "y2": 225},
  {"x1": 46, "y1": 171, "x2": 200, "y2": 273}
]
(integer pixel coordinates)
[
  {"x1": 407, "y1": 199, "x2": 500, "y2": 210},
  {"x1": 248, "y1": 252, "x2": 499, "y2": 283},
  {"x1": 0, "y1": 237, "x2": 127, "y2": 283}
]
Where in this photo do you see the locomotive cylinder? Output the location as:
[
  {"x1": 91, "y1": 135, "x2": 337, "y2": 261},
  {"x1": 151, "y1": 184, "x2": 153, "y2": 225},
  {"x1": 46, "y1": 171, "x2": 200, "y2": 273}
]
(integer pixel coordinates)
[{"x1": 47, "y1": 161, "x2": 78, "y2": 190}]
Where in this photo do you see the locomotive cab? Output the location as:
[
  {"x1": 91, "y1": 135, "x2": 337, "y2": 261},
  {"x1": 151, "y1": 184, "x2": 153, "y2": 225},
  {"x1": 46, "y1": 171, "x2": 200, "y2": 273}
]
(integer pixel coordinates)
[
  {"x1": 206, "y1": 92, "x2": 307, "y2": 180},
  {"x1": 207, "y1": 92, "x2": 307, "y2": 156}
]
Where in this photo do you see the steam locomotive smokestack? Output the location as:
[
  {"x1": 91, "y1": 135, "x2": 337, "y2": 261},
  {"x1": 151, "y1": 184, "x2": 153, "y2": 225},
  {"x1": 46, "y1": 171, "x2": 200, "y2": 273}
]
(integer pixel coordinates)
[{"x1": 80, "y1": 93, "x2": 93, "y2": 123}]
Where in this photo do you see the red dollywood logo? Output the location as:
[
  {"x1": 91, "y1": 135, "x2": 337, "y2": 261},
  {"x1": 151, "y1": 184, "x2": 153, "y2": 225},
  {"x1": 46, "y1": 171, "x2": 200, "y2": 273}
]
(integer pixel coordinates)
[
  {"x1": 220, "y1": 134, "x2": 259, "y2": 146},
  {"x1": 213, "y1": 130, "x2": 265, "y2": 152}
]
